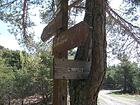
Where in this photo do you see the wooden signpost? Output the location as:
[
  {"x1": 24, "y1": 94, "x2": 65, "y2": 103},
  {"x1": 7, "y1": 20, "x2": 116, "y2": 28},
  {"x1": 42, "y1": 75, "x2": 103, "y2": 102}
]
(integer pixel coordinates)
[
  {"x1": 41, "y1": 12, "x2": 63, "y2": 42},
  {"x1": 54, "y1": 58, "x2": 90, "y2": 79},
  {"x1": 52, "y1": 1, "x2": 68, "y2": 105},
  {"x1": 41, "y1": 0, "x2": 90, "y2": 105}
]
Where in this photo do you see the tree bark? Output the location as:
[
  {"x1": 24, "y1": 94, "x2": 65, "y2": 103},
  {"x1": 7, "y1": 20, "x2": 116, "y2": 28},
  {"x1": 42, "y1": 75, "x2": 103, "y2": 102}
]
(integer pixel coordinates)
[
  {"x1": 53, "y1": 1, "x2": 68, "y2": 105},
  {"x1": 69, "y1": 0, "x2": 106, "y2": 105}
]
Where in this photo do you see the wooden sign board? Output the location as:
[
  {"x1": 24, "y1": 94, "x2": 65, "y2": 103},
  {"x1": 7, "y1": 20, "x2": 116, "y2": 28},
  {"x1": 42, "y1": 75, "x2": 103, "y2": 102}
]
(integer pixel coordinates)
[
  {"x1": 53, "y1": 21, "x2": 89, "y2": 54},
  {"x1": 41, "y1": 12, "x2": 62, "y2": 42},
  {"x1": 53, "y1": 58, "x2": 90, "y2": 79}
]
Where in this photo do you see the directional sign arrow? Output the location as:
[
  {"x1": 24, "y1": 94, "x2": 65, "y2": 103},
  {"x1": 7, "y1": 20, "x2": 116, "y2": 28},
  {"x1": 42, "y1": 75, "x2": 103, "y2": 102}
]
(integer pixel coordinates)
[
  {"x1": 53, "y1": 21, "x2": 90, "y2": 54},
  {"x1": 41, "y1": 12, "x2": 63, "y2": 42}
]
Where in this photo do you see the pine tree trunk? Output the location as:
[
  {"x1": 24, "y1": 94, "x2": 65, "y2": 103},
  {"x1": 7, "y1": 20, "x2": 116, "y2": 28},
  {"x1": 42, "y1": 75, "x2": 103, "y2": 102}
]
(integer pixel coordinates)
[{"x1": 69, "y1": 0, "x2": 106, "y2": 105}]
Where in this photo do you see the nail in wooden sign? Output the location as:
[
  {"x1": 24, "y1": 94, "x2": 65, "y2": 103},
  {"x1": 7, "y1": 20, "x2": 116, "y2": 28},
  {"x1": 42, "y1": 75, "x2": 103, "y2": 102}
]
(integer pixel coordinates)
[
  {"x1": 53, "y1": 58, "x2": 90, "y2": 79},
  {"x1": 53, "y1": 21, "x2": 89, "y2": 54},
  {"x1": 41, "y1": 12, "x2": 62, "y2": 42}
]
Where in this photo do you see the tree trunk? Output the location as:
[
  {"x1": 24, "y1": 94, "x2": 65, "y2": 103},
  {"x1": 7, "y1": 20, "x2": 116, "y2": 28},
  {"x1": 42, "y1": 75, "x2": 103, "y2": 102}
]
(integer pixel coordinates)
[
  {"x1": 123, "y1": 70, "x2": 127, "y2": 93},
  {"x1": 8, "y1": 95, "x2": 10, "y2": 105},
  {"x1": 21, "y1": 98, "x2": 24, "y2": 105},
  {"x1": 69, "y1": 0, "x2": 106, "y2": 105}
]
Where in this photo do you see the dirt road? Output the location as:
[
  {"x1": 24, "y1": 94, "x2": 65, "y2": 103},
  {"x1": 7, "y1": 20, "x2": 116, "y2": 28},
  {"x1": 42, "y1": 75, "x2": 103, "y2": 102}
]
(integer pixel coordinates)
[{"x1": 98, "y1": 90, "x2": 140, "y2": 105}]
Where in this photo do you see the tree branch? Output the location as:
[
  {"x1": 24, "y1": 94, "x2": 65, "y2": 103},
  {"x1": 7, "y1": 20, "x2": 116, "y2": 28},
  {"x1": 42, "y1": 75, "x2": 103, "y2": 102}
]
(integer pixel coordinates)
[
  {"x1": 68, "y1": 0, "x2": 84, "y2": 10},
  {"x1": 106, "y1": 3, "x2": 140, "y2": 45},
  {"x1": 0, "y1": 0, "x2": 18, "y2": 7}
]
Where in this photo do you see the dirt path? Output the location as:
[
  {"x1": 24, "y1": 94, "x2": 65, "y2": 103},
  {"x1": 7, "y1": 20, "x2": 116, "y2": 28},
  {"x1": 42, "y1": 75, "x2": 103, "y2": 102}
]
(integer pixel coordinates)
[{"x1": 98, "y1": 90, "x2": 140, "y2": 105}]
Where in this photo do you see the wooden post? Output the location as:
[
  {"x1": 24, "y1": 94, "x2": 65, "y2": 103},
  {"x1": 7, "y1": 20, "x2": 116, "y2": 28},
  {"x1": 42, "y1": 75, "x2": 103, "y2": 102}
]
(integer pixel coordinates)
[{"x1": 53, "y1": 0, "x2": 68, "y2": 105}]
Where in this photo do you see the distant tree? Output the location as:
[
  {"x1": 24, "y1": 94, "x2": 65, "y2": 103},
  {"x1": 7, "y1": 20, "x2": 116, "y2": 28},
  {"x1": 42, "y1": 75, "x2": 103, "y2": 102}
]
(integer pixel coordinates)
[
  {"x1": 13, "y1": 69, "x2": 31, "y2": 105},
  {"x1": 117, "y1": 54, "x2": 139, "y2": 93},
  {"x1": 0, "y1": 45, "x2": 4, "y2": 49},
  {"x1": 19, "y1": 50, "x2": 53, "y2": 104},
  {"x1": 0, "y1": 46, "x2": 53, "y2": 104},
  {"x1": 104, "y1": 66, "x2": 118, "y2": 89},
  {"x1": 0, "y1": 57, "x2": 14, "y2": 105},
  {"x1": 105, "y1": 54, "x2": 140, "y2": 94},
  {"x1": 133, "y1": 67, "x2": 140, "y2": 94},
  {"x1": 1, "y1": 49, "x2": 22, "y2": 69}
]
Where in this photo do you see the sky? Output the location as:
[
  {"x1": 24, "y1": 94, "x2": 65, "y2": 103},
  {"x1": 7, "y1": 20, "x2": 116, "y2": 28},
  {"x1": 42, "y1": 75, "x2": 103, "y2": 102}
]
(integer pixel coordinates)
[
  {"x1": 0, "y1": 5, "x2": 47, "y2": 50},
  {"x1": 0, "y1": 0, "x2": 123, "y2": 51},
  {"x1": 0, "y1": 20, "x2": 22, "y2": 50}
]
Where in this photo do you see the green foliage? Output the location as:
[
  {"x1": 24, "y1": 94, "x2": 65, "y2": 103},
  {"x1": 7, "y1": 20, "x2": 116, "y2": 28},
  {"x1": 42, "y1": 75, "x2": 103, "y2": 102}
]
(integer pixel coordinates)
[
  {"x1": 104, "y1": 66, "x2": 118, "y2": 89},
  {"x1": 3, "y1": 50, "x2": 22, "y2": 69},
  {"x1": 104, "y1": 55, "x2": 140, "y2": 94},
  {"x1": 13, "y1": 69, "x2": 32, "y2": 99},
  {"x1": 0, "y1": 55, "x2": 14, "y2": 104},
  {"x1": 0, "y1": 46, "x2": 53, "y2": 104}
]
